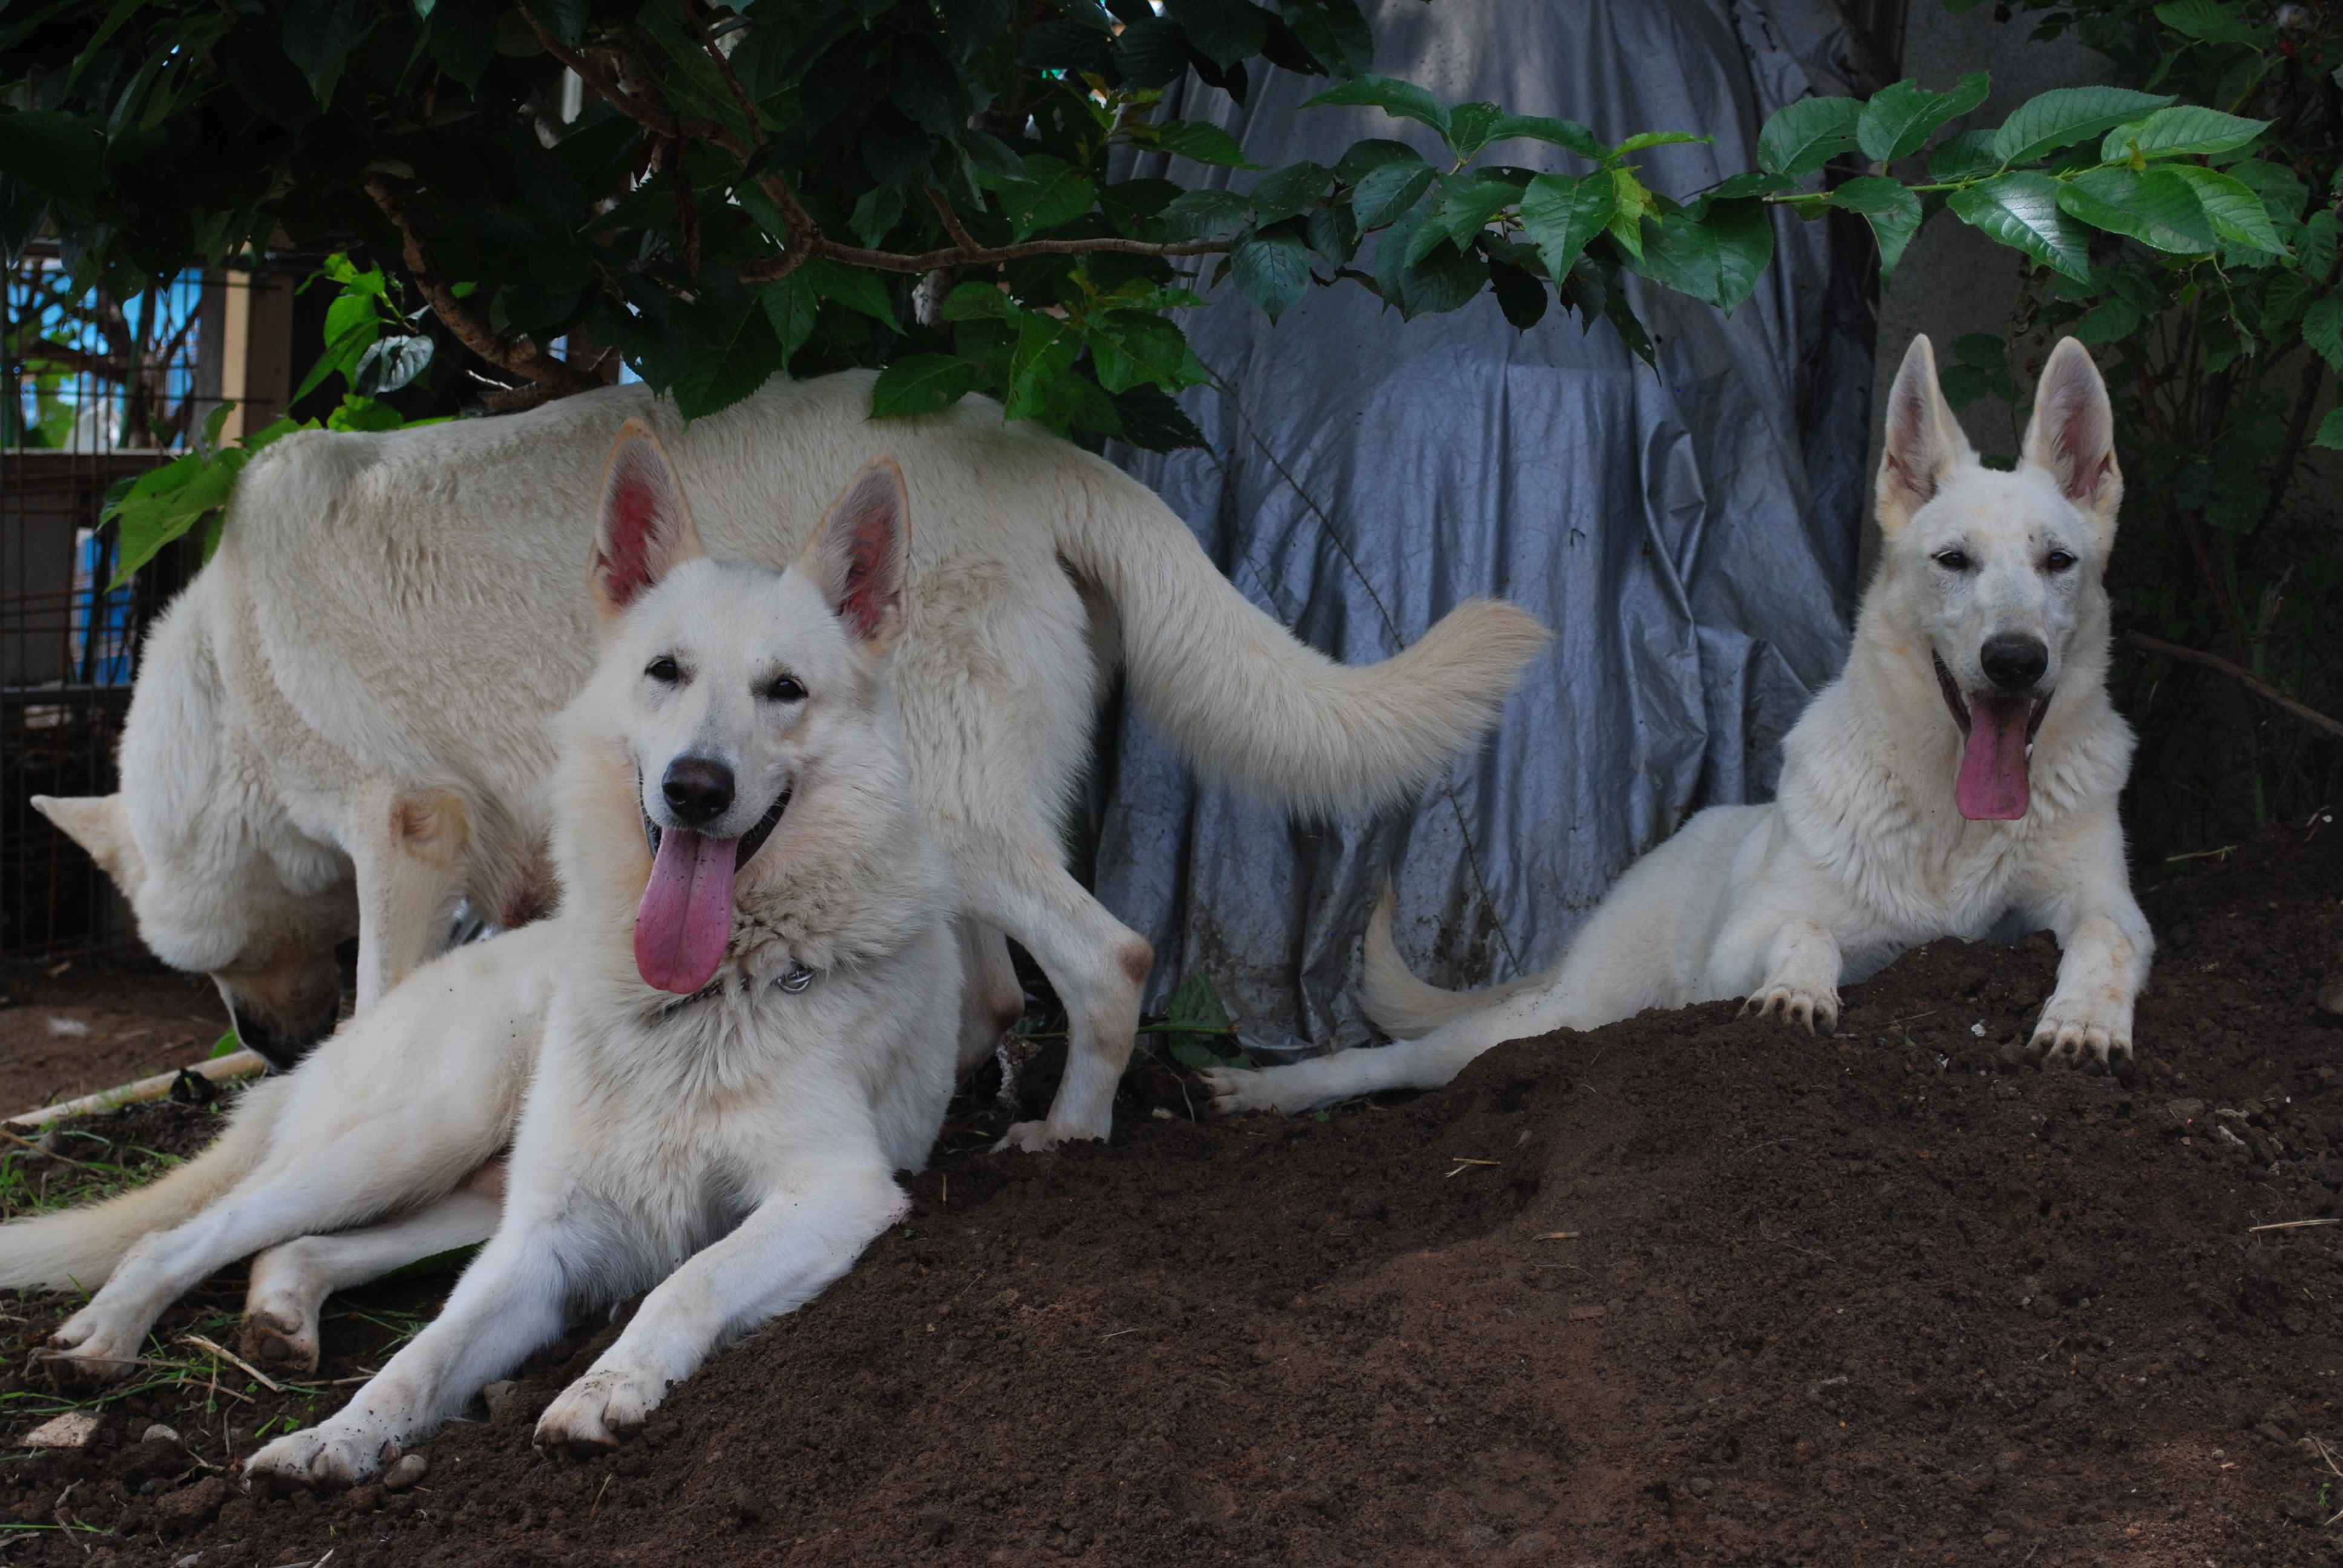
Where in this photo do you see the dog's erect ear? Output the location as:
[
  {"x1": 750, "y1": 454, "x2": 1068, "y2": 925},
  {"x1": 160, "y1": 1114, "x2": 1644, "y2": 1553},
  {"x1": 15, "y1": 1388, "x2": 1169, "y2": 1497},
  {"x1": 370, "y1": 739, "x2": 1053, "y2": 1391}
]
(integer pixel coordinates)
[
  {"x1": 590, "y1": 420, "x2": 704, "y2": 624},
  {"x1": 2019, "y1": 335, "x2": 2122, "y2": 540},
  {"x1": 1876, "y1": 335, "x2": 1976, "y2": 536},
  {"x1": 798, "y1": 456, "x2": 909, "y2": 653},
  {"x1": 31, "y1": 794, "x2": 145, "y2": 896}
]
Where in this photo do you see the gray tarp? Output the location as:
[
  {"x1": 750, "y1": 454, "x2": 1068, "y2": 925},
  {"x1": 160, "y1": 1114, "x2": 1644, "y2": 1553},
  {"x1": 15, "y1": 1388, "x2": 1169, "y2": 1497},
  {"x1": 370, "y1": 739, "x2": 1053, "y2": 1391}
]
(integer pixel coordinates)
[{"x1": 1090, "y1": 0, "x2": 1878, "y2": 1053}]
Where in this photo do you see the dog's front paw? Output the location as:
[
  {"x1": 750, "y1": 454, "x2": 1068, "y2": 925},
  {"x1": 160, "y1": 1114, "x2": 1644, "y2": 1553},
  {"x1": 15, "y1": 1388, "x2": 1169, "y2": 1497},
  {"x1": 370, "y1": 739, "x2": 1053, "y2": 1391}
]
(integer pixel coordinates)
[
  {"x1": 1196, "y1": 1065, "x2": 1279, "y2": 1116},
  {"x1": 992, "y1": 1120, "x2": 1063, "y2": 1154},
  {"x1": 535, "y1": 1362, "x2": 667, "y2": 1457},
  {"x1": 1740, "y1": 981, "x2": 1840, "y2": 1034},
  {"x1": 244, "y1": 1420, "x2": 396, "y2": 1490},
  {"x1": 2028, "y1": 994, "x2": 2132, "y2": 1067},
  {"x1": 39, "y1": 1307, "x2": 148, "y2": 1388}
]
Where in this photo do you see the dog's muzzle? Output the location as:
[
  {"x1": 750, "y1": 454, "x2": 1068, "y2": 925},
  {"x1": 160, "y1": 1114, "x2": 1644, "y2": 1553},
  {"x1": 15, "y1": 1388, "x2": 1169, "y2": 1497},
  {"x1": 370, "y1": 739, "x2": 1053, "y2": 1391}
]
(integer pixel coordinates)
[{"x1": 640, "y1": 785, "x2": 791, "y2": 868}]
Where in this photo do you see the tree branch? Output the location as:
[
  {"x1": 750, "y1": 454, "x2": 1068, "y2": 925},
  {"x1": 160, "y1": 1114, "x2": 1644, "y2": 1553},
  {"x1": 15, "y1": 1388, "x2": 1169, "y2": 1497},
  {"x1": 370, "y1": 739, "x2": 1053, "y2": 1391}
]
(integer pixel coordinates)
[
  {"x1": 365, "y1": 177, "x2": 603, "y2": 407},
  {"x1": 736, "y1": 234, "x2": 1231, "y2": 280},
  {"x1": 926, "y1": 187, "x2": 985, "y2": 257},
  {"x1": 2256, "y1": 350, "x2": 2326, "y2": 535},
  {"x1": 2123, "y1": 630, "x2": 2343, "y2": 742}
]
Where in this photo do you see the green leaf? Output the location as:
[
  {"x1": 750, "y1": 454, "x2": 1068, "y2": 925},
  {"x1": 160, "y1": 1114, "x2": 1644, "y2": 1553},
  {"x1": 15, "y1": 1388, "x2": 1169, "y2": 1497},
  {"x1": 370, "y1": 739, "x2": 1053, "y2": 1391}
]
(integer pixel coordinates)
[
  {"x1": 1156, "y1": 120, "x2": 1253, "y2": 168},
  {"x1": 938, "y1": 281, "x2": 1014, "y2": 321},
  {"x1": 1605, "y1": 169, "x2": 1657, "y2": 261},
  {"x1": 1486, "y1": 114, "x2": 1606, "y2": 162},
  {"x1": 0, "y1": 110, "x2": 104, "y2": 210},
  {"x1": 1856, "y1": 73, "x2": 1990, "y2": 166},
  {"x1": 1161, "y1": 187, "x2": 1254, "y2": 240},
  {"x1": 959, "y1": 130, "x2": 1026, "y2": 180},
  {"x1": 1304, "y1": 201, "x2": 1360, "y2": 266},
  {"x1": 1948, "y1": 172, "x2": 2092, "y2": 281},
  {"x1": 2101, "y1": 105, "x2": 2268, "y2": 164},
  {"x1": 1089, "y1": 311, "x2": 1196, "y2": 394},
  {"x1": 326, "y1": 394, "x2": 404, "y2": 433},
  {"x1": 2153, "y1": 0, "x2": 2256, "y2": 44},
  {"x1": 2302, "y1": 296, "x2": 2343, "y2": 372},
  {"x1": 281, "y1": 0, "x2": 375, "y2": 97},
  {"x1": 850, "y1": 186, "x2": 905, "y2": 250},
  {"x1": 1443, "y1": 101, "x2": 1506, "y2": 159},
  {"x1": 1928, "y1": 128, "x2": 2001, "y2": 183},
  {"x1": 2056, "y1": 165, "x2": 2216, "y2": 253},
  {"x1": 673, "y1": 308, "x2": 783, "y2": 421},
  {"x1": 1350, "y1": 151, "x2": 1434, "y2": 229},
  {"x1": 798, "y1": 258, "x2": 899, "y2": 330},
  {"x1": 1161, "y1": 973, "x2": 1235, "y2": 1065},
  {"x1": 1231, "y1": 221, "x2": 1314, "y2": 321},
  {"x1": 1250, "y1": 160, "x2": 1331, "y2": 225},
  {"x1": 1172, "y1": 0, "x2": 1271, "y2": 68},
  {"x1": 1303, "y1": 73, "x2": 1450, "y2": 137},
  {"x1": 1990, "y1": 86, "x2": 2174, "y2": 168},
  {"x1": 1605, "y1": 131, "x2": 1702, "y2": 160},
  {"x1": 1434, "y1": 170, "x2": 1526, "y2": 248},
  {"x1": 870, "y1": 353, "x2": 981, "y2": 418},
  {"x1": 1488, "y1": 259, "x2": 1548, "y2": 330},
  {"x1": 1518, "y1": 171, "x2": 1618, "y2": 283},
  {"x1": 1627, "y1": 198, "x2": 1773, "y2": 316},
  {"x1": 1110, "y1": 381, "x2": 1211, "y2": 452},
  {"x1": 759, "y1": 276, "x2": 821, "y2": 362},
  {"x1": 1758, "y1": 95, "x2": 1863, "y2": 178},
  {"x1": 2075, "y1": 295, "x2": 2145, "y2": 345},
  {"x1": 2315, "y1": 407, "x2": 2343, "y2": 451},
  {"x1": 2301, "y1": 211, "x2": 2340, "y2": 283},
  {"x1": 2167, "y1": 164, "x2": 2284, "y2": 255},
  {"x1": 1000, "y1": 154, "x2": 1097, "y2": 241},
  {"x1": 1279, "y1": 0, "x2": 1374, "y2": 79},
  {"x1": 208, "y1": 1030, "x2": 240, "y2": 1060},
  {"x1": 352, "y1": 335, "x2": 433, "y2": 396},
  {"x1": 1831, "y1": 175, "x2": 1922, "y2": 283}
]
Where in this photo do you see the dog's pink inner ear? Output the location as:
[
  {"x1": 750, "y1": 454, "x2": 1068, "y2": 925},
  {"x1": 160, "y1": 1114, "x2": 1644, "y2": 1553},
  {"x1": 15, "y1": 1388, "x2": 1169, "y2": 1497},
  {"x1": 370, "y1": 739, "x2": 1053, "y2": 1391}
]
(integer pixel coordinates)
[
  {"x1": 813, "y1": 461, "x2": 908, "y2": 645},
  {"x1": 2027, "y1": 341, "x2": 2117, "y2": 509},
  {"x1": 592, "y1": 431, "x2": 700, "y2": 613}
]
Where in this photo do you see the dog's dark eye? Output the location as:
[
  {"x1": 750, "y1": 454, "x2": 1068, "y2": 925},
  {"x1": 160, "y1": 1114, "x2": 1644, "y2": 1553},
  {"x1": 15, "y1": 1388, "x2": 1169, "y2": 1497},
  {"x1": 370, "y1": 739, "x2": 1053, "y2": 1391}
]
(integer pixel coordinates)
[
  {"x1": 646, "y1": 656, "x2": 681, "y2": 684},
  {"x1": 1933, "y1": 550, "x2": 1970, "y2": 572},
  {"x1": 2044, "y1": 549, "x2": 2076, "y2": 573},
  {"x1": 764, "y1": 675, "x2": 806, "y2": 703}
]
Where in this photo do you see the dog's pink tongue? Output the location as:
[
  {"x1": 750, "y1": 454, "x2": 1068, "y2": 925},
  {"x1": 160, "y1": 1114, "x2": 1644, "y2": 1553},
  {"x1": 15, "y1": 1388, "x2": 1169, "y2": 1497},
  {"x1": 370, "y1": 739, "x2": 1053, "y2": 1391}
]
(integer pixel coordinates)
[
  {"x1": 635, "y1": 828, "x2": 737, "y2": 993},
  {"x1": 1956, "y1": 696, "x2": 2032, "y2": 821}
]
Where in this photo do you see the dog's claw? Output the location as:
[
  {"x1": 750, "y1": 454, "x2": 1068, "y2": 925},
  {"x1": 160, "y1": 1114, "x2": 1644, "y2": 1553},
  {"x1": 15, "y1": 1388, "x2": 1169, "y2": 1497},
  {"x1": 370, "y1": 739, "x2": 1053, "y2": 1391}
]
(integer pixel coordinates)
[
  {"x1": 2027, "y1": 1008, "x2": 2131, "y2": 1068},
  {"x1": 1195, "y1": 1065, "x2": 1271, "y2": 1117},
  {"x1": 1740, "y1": 987, "x2": 1840, "y2": 1035},
  {"x1": 992, "y1": 1120, "x2": 1061, "y2": 1154}
]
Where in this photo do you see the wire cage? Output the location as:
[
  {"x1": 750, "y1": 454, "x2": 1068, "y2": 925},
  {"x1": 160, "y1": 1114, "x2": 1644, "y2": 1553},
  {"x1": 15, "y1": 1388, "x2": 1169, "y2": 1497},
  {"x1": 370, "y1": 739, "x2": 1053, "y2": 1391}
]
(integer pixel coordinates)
[{"x1": 2, "y1": 249, "x2": 224, "y2": 959}]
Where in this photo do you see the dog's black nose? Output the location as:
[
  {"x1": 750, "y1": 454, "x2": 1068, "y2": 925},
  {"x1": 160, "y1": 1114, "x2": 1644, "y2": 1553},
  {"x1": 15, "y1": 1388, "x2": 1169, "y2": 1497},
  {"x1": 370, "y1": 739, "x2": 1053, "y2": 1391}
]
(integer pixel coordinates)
[
  {"x1": 662, "y1": 757, "x2": 735, "y2": 826},
  {"x1": 1979, "y1": 634, "x2": 2048, "y2": 693}
]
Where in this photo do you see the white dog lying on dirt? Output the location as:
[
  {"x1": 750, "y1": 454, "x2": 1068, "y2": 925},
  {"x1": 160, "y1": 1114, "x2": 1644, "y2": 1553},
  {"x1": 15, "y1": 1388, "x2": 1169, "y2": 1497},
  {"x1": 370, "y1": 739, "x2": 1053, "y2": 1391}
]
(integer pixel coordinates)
[
  {"x1": 34, "y1": 372, "x2": 1545, "y2": 1150},
  {"x1": 1205, "y1": 335, "x2": 2155, "y2": 1117},
  {"x1": 0, "y1": 430, "x2": 965, "y2": 1483}
]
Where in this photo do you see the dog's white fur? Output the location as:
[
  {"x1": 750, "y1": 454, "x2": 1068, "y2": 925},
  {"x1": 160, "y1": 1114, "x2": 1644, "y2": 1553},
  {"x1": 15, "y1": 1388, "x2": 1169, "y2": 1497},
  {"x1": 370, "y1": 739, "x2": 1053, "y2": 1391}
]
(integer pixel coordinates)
[
  {"x1": 1204, "y1": 336, "x2": 2155, "y2": 1116},
  {"x1": 0, "y1": 436, "x2": 964, "y2": 1486},
  {"x1": 33, "y1": 372, "x2": 1547, "y2": 1148}
]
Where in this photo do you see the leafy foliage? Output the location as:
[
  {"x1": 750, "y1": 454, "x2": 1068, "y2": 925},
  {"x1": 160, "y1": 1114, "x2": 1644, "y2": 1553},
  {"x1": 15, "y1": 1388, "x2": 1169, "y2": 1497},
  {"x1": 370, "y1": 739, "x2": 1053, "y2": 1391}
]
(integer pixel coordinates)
[{"x1": 1953, "y1": 0, "x2": 2343, "y2": 858}]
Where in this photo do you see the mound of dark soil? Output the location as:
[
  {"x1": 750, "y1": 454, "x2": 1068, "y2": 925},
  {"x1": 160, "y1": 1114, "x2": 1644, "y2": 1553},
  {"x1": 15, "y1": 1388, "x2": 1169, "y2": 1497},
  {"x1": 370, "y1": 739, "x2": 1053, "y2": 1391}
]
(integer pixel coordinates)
[{"x1": 7, "y1": 825, "x2": 2343, "y2": 1567}]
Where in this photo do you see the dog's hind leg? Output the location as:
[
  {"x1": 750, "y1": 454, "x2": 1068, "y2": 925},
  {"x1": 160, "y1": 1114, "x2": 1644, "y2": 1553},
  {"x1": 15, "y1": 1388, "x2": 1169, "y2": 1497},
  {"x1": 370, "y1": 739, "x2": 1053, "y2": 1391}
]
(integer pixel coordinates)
[
  {"x1": 241, "y1": 1161, "x2": 506, "y2": 1375},
  {"x1": 957, "y1": 837, "x2": 1150, "y2": 1152},
  {"x1": 955, "y1": 921, "x2": 1026, "y2": 1082},
  {"x1": 1200, "y1": 1007, "x2": 1532, "y2": 1117}
]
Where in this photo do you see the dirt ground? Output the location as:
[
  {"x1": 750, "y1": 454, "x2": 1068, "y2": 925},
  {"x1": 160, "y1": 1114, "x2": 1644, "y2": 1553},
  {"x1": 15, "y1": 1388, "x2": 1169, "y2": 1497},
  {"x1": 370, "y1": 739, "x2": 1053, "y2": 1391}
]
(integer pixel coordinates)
[
  {"x1": 0, "y1": 824, "x2": 2340, "y2": 1566},
  {"x1": 0, "y1": 958, "x2": 229, "y2": 1119}
]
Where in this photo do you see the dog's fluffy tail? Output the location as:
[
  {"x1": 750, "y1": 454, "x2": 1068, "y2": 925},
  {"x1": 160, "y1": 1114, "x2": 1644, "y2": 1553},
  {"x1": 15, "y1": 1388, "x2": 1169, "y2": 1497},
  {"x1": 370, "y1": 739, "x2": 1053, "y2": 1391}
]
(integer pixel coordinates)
[
  {"x1": 0, "y1": 1085, "x2": 281, "y2": 1294},
  {"x1": 1361, "y1": 884, "x2": 1542, "y2": 1039},
  {"x1": 1056, "y1": 469, "x2": 1550, "y2": 816}
]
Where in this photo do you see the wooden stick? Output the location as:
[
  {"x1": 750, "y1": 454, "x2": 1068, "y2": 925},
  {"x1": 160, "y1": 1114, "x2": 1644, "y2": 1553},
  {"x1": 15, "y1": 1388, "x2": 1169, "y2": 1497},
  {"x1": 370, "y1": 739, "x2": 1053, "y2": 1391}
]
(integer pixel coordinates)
[
  {"x1": 179, "y1": 1333, "x2": 284, "y2": 1395},
  {"x1": 2247, "y1": 1218, "x2": 2343, "y2": 1233},
  {"x1": 8, "y1": 1051, "x2": 266, "y2": 1128},
  {"x1": 2123, "y1": 630, "x2": 2343, "y2": 742}
]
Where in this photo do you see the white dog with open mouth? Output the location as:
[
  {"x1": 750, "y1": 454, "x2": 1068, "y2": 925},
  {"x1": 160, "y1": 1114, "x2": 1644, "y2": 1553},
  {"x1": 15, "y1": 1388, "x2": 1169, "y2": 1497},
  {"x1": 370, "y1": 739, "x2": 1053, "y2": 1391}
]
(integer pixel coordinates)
[
  {"x1": 31, "y1": 373, "x2": 1546, "y2": 1152},
  {"x1": 1204, "y1": 335, "x2": 2155, "y2": 1117},
  {"x1": 0, "y1": 428, "x2": 966, "y2": 1483}
]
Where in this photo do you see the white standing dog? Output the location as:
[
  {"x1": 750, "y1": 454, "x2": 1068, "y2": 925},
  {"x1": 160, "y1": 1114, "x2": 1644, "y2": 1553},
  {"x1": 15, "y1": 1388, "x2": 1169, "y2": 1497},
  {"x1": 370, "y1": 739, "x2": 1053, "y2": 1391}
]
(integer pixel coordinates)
[
  {"x1": 0, "y1": 431, "x2": 966, "y2": 1483},
  {"x1": 1204, "y1": 335, "x2": 2154, "y2": 1117},
  {"x1": 32, "y1": 373, "x2": 1545, "y2": 1149}
]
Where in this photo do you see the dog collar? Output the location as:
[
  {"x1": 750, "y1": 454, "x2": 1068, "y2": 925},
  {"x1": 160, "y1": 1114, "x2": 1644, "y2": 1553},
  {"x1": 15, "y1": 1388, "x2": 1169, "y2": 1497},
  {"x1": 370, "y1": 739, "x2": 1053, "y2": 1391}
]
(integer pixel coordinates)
[{"x1": 657, "y1": 961, "x2": 816, "y2": 1015}]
